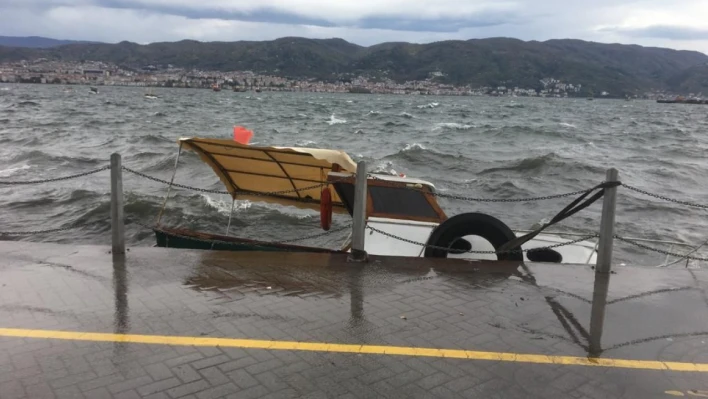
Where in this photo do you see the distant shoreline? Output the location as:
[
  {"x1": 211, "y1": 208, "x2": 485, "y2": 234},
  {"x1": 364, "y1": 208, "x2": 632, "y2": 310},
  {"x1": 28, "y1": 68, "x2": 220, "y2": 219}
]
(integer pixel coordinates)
[{"x1": 1, "y1": 81, "x2": 641, "y2": 99}]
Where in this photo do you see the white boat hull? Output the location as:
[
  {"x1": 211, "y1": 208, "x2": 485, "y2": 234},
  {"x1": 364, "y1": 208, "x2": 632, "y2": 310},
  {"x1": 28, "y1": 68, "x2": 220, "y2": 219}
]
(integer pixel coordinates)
[{"x1": 364, "y1": 217, "x2": 597, "y2": 264}]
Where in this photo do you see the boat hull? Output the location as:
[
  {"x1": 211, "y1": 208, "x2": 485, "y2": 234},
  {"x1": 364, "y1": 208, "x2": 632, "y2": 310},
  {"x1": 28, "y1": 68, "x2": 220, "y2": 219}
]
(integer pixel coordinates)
[{"x1": 154, "y1": 227, "x2": 341, "y2": 254}]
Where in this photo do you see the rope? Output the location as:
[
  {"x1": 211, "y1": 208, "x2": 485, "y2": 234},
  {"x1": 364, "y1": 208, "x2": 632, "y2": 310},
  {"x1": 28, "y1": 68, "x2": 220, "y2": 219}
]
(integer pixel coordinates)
[
  {"x1": 497, "y1": 181, "x2": 619, "y2": 253},
  {"x1": 366, "y1": 225, "x2": 598, "y2": 255},
  {"x1": 0, "y1": 165, "x2": 110, "y2": 185}
]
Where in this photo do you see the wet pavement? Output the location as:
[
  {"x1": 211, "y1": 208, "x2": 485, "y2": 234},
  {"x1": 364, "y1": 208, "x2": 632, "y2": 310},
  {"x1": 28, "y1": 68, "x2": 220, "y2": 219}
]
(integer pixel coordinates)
[{"x1": 0, "y1": 241, "x2": 707, "y2": 398}]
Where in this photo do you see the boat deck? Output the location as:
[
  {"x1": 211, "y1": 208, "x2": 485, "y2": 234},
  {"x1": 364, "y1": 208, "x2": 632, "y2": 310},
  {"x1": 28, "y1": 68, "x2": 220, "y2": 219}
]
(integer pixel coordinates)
[{"x1": 0, "y1": 241, "x2": 707, "y2": 398}]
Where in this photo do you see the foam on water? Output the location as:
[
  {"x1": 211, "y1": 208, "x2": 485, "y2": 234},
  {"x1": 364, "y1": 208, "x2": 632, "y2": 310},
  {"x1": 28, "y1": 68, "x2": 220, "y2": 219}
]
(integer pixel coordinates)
[{"x1": 0, "y1": 164, "x2": 30, "y2": 177}]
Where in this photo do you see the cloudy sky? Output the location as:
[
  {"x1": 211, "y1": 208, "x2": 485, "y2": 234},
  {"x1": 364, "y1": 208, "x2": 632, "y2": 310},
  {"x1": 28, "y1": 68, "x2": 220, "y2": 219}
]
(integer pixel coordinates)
[{"x1": 1, "y1": 0, "x2": 707, "y2": 53}]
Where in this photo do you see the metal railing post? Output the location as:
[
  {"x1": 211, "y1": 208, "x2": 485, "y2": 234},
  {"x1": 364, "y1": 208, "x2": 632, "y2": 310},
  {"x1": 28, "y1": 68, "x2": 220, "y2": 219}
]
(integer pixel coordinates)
[
  {"x1": 349, "y1": 161, "x2": 368, "y2": 262},
  {"x1": 596, "y1": 168, "x2": 618, "y2": 273},
  {"x1": 588, "y1": 167, "x2": 618, "y2": 354},
  {"x1": 110, "y1": 153, "x2": 125, "y2": 255}
]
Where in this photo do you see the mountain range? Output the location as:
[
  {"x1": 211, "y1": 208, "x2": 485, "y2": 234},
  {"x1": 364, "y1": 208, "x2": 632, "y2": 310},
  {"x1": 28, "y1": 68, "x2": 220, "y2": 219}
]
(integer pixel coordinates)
[
  {"x1": 0, "y1": 36, "x2": 98, "y2": 48},
  {"x1": 1, "y1": 35, "x2": 707, "y2": 95}
]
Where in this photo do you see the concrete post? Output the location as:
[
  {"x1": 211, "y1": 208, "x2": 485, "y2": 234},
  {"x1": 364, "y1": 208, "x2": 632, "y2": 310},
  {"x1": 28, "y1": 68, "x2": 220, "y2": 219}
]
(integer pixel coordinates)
[
  {"x1": 110, "y1": 153, "x2": 125, "y2": 255},
  {"x1": 589, "y1": 272, "x2": 610, "y2": 355},
  {"x1": 596, "y1": 168, "x2": 618, "y2": 273},
  {"x1": 349, "y1": 161, "x2": 368, "y2": 262},
  {"x1": 588, "y1": 168, "x2": 619, "y2": 354}
]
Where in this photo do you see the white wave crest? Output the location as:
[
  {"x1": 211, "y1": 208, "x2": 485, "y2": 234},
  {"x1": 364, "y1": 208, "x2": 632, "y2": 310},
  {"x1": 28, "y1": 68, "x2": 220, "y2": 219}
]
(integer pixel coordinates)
[
  {"x1": 402, "y1": 143, "x2": 426, "y2": 152},
  {"x1": 327, "y1": 114, "x2": 347, "y2": 125},
  {"x1": 201, "y1": 194, "x2": 251, "y2": 215},
  {"x1": 435, "y1": 122, "x2": 472, "y2": 130},
  {"x1": 296, "y1": 140, "x2": 317, "y2": 147},
  {"x1": 372, "y1": 160, "x2": 398, "y2": 176},
  {"x1": 559, "y1": 122, "x2": 577, "y2": 128},
  {"x1": 417, "y1": 102, "x2": 440, "y2": 109}
]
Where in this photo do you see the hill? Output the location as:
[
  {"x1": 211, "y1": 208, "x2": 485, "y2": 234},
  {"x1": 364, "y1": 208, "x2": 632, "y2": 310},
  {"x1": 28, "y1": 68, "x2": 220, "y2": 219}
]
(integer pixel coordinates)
[
  {"x1": 0, "y1": 36, "x2": 99, "y2": 48},
  {"x1": 0, "y1": 36, "x2": 706, "y2": 95}
]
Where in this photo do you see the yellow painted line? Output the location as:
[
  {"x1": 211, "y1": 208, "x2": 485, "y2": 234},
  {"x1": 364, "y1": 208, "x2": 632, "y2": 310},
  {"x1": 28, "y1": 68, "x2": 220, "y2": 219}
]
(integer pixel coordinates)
[{"x1": 1, "y1": 328, "x2": 707, "y2": 373}]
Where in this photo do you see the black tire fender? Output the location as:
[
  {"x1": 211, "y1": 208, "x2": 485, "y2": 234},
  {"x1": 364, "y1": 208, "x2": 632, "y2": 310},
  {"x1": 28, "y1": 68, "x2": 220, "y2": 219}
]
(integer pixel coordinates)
[{"x1": 424, "y1": 212, "x2": 523, "y2": 261}]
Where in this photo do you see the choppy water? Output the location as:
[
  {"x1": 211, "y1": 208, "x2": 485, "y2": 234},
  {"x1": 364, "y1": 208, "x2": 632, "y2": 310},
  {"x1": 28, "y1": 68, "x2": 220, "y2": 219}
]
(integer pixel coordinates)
[{"x1": 2, "y1": 84, "x2": 708, "y2": 266}]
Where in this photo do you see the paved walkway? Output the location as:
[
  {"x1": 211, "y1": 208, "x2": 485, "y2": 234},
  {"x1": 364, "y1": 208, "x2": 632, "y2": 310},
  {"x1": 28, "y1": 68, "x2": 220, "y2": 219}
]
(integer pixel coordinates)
[{"x1": 0, "y1": 241, "x2": 707, "y2": 398}]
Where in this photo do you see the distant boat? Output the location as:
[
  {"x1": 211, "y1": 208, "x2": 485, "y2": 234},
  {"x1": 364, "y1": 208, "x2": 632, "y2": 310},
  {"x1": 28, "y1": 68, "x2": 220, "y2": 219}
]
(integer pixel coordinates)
[
  {"x1": 144, "y1": 88, "x2": 158, "y2": 99},
  {"x1": 89, "y1": 87, "x2": 98, "y2": 94},
  {"x1": 212, "y1": 84, "x2": 221, "y2": 92}
]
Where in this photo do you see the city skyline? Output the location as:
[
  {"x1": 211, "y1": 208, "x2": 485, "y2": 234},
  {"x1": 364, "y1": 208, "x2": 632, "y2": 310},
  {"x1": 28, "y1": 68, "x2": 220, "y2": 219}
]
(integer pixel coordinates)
[{"x1": 0, "y1": 0, "x2": 707, "y2": 54}]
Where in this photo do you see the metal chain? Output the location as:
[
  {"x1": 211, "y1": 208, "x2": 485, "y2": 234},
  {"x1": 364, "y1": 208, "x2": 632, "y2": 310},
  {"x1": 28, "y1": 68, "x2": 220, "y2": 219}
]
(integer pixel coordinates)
[
  {"x1": 0, "y1": 221, "x2": 94, "y2": 236},
  {"x1": 368, "y1": 174, "x2": 596, "y2": 203},
  {"x1": 275, "y1": 224, "x2": 352, "y2": 243},
  {"x1": 431, "y1": 188, "x2": 594, "y2": 203},
  {"x1": 129, "y1": 217, "x2": 349, "y2": 247},
  {"x1": 122, "y1": 166, "x2": 336, "y2": 197},
  {"x1": 614, "y1": 235, "x2": 708, "y2": 262},
  {"x1": 366, "y1": 225, "x2": 598, "y2": 255},
  {"x1": 0, "y1": 165, "x2": 110, "y2": 186},
  {"x1": 622, "y1": 184, "x2": 708, "y2": 210},
  {"x1": 121, "y1": 166, "x2": 230, "y2": 194}
]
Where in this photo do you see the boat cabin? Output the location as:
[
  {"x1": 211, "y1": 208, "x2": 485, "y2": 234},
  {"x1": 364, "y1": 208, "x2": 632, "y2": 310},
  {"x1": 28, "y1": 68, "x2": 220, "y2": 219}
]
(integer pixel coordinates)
[{"x1": 327, "y1": 171, "x2": 446, "y2": 224}]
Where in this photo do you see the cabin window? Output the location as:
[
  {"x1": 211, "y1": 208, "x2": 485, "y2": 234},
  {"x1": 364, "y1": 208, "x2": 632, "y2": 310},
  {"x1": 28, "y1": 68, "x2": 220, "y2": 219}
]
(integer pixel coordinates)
[
  {"x1": 368, "y1": 186, "x2": 439, "y2": 218},
  {"x1": 334, "y1": 182, "x2": 441, "y2": 220}
]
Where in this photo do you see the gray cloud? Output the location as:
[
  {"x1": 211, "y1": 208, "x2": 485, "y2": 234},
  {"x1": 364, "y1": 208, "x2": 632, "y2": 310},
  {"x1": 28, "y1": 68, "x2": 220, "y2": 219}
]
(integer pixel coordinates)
[
  {"x1": 0, "y1": 0, "x2": 706, "y2": 54},
  {"x1": 604, "y1": 25, "x2": 708, "y2": 41},
  {"x1": 357, "y1": 13, "x2": 520, "y2": 32},
  {"x1": 35, "y1": 0, "x2": 521, "y2": 33},
  {"x1": 96, "y1": 0, "x2": 338, "y2": 27}
]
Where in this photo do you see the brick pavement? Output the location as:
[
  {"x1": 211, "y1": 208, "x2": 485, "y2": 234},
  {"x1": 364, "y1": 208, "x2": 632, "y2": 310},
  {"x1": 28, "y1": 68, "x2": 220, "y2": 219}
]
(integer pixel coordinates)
[{"x1": 0, "y1": 241, "x2": 707, "y2": 398}]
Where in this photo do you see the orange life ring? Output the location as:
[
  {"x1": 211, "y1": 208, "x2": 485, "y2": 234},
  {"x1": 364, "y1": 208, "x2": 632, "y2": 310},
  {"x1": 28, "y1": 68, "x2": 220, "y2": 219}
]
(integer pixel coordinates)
[{"x1": 320, "y1": 187, "x2": 333, "y2": 231}]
